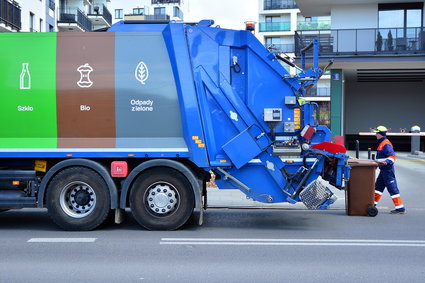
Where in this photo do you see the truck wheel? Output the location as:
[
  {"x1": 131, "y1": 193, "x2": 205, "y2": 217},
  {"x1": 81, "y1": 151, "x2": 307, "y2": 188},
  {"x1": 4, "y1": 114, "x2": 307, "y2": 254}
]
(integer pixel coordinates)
[
  {"x1": 46, "y1": 167, "x2": 110, "y2": 231},
  {"x1": 130, "y1": 168, "x2": 195, "y2": 230}
]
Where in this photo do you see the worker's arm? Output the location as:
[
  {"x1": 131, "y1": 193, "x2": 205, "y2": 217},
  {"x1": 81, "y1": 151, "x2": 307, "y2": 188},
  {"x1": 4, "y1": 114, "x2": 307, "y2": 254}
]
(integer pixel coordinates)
[{"x1": 381, "y1": 144, "x2": 396, "y2": 165}]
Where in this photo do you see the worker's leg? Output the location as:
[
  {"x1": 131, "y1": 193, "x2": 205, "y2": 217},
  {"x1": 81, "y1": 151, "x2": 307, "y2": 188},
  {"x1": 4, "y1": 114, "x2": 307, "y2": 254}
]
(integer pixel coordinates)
[
  {"x1": 383, "y1": 168, "x2": 405, "y2": 213},
  {"x1": 374, "y1": 171, "x2": 385, "y2": 205}
]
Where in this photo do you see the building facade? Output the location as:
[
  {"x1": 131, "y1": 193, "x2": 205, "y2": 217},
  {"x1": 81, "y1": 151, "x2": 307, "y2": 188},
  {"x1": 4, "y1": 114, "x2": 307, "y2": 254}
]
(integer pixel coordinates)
[
  {"x1": 1, "y1": 0, "x2": 187, "y2": 33},
  {"x1": 108, "y1": 0, "x2": 187, "y2": 24},
  {"x1": 258, "y1": 0, "x2": 332, "y2": 128},
  {"x1": 295, "y1": 0, "x2": 425, "y2": 150}
]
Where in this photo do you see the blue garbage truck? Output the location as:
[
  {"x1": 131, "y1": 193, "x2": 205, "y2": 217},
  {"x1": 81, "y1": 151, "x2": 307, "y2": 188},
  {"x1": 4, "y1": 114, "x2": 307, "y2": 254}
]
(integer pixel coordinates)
[{"x1": 0, "y1": 20, "x2": 350, "y2": 230}]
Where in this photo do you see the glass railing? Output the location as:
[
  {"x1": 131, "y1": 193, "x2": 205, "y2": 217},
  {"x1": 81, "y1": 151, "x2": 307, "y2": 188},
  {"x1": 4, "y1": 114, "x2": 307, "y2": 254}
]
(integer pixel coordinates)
[
  {"x1": 0, "y1": 0, "x2": 21, "y2": 30},
  {"x1": 88, "y1": 4, "x2": 112, "y2": 26},
  {"x1": 264, "y1": 0, "x2": 297, "y2": 10},
  {"x1": 297, "y1": 20, "x2": 331, "y2": 31},
  {"x1": 59, "y1": 8, "x2": 92, "y2": 31},
  {"x1": 295, "y1": 27, "x2": 425, "y2": 56},
  {"x1": 259, "y1": 22, "x2": 291, "y2": 32},
  {"x1": 265, "y1": 43, "x2": 295, "y2": 53}
]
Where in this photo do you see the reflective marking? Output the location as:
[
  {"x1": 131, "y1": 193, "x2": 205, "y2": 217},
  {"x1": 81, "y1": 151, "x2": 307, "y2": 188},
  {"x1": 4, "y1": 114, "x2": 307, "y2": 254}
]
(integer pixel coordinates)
[
  {"x1": 160, "y1": 238, "x2": 425, "y2": 247},
  {"x1": 28, "y1": 238, "x2": 97, "y2": 243}
]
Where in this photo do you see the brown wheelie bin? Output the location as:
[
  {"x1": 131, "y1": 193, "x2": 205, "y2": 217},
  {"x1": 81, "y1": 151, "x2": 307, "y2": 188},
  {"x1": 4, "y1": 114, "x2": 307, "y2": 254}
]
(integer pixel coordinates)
[{"x1": 346, "y1": 159, "x2": 379, "y2": 216}]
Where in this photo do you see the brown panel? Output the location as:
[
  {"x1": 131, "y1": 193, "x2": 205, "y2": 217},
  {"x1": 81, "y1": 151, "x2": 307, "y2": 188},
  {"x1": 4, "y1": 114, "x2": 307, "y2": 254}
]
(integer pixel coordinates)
[{"x1": 56, "y1": 33, "x2": 115, "y2": 148}]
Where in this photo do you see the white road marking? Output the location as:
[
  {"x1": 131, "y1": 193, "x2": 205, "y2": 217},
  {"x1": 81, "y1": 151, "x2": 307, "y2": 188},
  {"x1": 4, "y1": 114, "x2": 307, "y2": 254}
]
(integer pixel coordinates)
[
  {"x1": 27, "y1": 238, "x2": 97, "y2": 243},
  {"x1": 160, "y1": 238, "x2": 425, "y2": 247}
]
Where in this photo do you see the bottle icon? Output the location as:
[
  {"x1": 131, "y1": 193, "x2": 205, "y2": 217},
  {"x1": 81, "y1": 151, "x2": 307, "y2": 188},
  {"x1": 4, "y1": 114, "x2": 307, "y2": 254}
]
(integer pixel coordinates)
[{"x1": 20, "y1": 63, "x2": 31, "y2": 90}]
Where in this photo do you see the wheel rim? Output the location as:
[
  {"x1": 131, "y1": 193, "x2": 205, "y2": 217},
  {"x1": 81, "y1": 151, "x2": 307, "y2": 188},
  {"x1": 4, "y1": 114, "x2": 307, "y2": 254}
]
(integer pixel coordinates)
[
  {"x1": 59, "y1": 181, "x2": 96, "y2": 218},
  {"x1": 145, "y1": 182, "x2": 179, "y2": 215}
]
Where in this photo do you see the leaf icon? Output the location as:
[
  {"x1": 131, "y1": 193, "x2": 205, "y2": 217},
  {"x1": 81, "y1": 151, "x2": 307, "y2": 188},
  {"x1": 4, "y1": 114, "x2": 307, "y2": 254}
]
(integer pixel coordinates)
[{"x1": 135, "y1": 61, "x2": 149, "y2": 85}]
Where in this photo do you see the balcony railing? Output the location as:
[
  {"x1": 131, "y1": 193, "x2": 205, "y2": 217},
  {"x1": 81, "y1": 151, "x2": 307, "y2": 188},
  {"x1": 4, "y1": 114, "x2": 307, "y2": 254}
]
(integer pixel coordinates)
[
  {"x1": 259, "y1": 21, "x2": 290, "y2": 32},
  {"x1": 297, "y1": 20, "x2": 331, "y2": 31},
  {"x1": 265, "y1": 43, "x2": 295, "y2": 53},
  {"x1": 308, "y1": 87, "x2": 331, "y2": 97},
  {"x1": 264, "y1": 0, "x2": 297, "y2": 10},
  {"x1": 0, "y1": 0, "x2": 21, "y2": 30},
  {"x1": 152, "y1": 0, "x2": 181, "y2": 4},
  {"x1": 124, "y1": 14, "x2": 170, "y2": 21},
  {"x1": 59, "y1": 8, "x2": 92, "y2": 31},
  {"x1": 295, "y1": 27, "x2": 425, "y2": 56},
  {"x1": 88, "y1": 4, "x2": 112, "y2": 26},
  {"x1": 48, "y1": 0, "x2": 55, "y2": 11}
]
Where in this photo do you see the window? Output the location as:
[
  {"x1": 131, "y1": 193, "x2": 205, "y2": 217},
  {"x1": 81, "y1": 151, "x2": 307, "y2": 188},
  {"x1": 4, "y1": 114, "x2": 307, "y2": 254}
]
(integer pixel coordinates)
[
  {"x1": 266, "y1": 37, "x2": 281, "y2": 46},
  {"x1": 39, "y1": 19, "x2": 43, "y2": 32},
  {"x1": 154, "y1": 7, "x2": 166, "y2": 15},
  {"x1": 378, "y1": 3, "x2": 423, "y2": 51},
  {"x1": 265, "y1": 16, "x2": 280, "y2": 23},
  {"x1": 115, "y1": 9, "x2": 123, "y2": 19},
  {"x1": 133, "y1": 8, "x2": 144, "y2": 15},
  {"x1": 173, "y1": 7, "x2": 182, "y2": 18},
  {"x1": 49, "y1": 24, "x2": 54, "y2": 32},
  {"x1": 29, "y1": 12, "x2": 35, "y2": 32}
]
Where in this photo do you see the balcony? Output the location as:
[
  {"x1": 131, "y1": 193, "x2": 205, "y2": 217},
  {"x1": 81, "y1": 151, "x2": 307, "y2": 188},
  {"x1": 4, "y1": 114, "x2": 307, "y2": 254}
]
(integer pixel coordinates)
[
  {"x1": 259, "y1": 21, "x2": 290, "y2": 32},
  {"x1": 0, "y1": 0, "x2": 21, "y2": 31},
  {"x1": 265, "y1": 43, "x2": 295, "y2": 53},
  {"x1": 152, "y1": 0, "x2": 181, "y2": 4},
  {"x1": 297, "y1": 20, "x2": 330, "y2": 31},
  {"x1": 264, "y1": 0, "x2": 298, "y2": 10},
  {"x1": 88, "y1": 4, "x2": 112, "y2": 27},
  {"x1": 58, "y1": 8, "x2": 92, "y2": 32},
  {"x1": 308, "y1": 87, "x2": 330, "y2": 97},
  {"x1": 295, "y1": 27, "x2": 425, "y2": 56},
  {"x1": 124, "y1": 14, "x2": 170, "y2": 21}
]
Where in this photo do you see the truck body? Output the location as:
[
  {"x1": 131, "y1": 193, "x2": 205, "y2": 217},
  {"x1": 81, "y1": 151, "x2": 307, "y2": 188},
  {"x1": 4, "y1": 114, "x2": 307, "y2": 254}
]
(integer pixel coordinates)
[{"x1": 0, "y1": 20, "x2": 350, "y2": 230}]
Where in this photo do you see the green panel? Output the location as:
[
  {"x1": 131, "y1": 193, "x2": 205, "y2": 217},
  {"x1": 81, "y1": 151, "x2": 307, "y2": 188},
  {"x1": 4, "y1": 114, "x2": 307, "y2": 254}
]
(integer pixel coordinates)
[
  {"x1": 330, "y1": 69, "x2": 343, "y2": 137},
  {"x1": 0, "y1": 33, "x2": 57, "y2": 148}
]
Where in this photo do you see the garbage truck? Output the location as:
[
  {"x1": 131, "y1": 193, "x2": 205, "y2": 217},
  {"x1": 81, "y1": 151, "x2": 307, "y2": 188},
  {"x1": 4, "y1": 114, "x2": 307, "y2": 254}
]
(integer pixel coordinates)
[{"x1": 0, "y1": 20, "x2": 350, "y2": 231}]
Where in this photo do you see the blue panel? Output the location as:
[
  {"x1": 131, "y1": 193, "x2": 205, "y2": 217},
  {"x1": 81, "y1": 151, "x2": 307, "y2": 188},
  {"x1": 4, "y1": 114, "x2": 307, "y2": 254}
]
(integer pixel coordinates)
[
  {"x1": 163, "y1": 23, "x2": 210, "y2": 167},
  {"x1": 222, "y1": 129, "x2": 262, "y2": 169}
]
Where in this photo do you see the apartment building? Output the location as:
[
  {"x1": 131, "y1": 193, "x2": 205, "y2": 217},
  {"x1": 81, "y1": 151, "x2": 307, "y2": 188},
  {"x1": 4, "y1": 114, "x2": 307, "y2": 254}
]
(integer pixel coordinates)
[
  {"x1": 58, "y1": 0, "x2": 112, "y2": 32},
  {"x1": 108, "y1": 0, "x2": 187, "y2": 24},
  {"x1": 295, "y1": 0, "x2": 425, "y2": 150},
  {"x1": 258, "y1": 0, "x2": 332, "y2": 128}
]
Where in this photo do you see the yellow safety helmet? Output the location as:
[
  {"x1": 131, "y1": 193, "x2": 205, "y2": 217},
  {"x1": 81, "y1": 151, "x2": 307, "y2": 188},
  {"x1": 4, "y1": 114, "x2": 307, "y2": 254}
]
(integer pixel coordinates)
[{"x1": 374, "y1": 125, "x2": 388, "y2": 133}]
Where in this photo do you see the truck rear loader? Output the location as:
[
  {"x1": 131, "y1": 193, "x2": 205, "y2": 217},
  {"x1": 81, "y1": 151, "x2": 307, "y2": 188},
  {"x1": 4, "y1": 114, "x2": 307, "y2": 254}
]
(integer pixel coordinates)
[{"x1": 0, "y1": 20, "x2": 350, "y2": 230}]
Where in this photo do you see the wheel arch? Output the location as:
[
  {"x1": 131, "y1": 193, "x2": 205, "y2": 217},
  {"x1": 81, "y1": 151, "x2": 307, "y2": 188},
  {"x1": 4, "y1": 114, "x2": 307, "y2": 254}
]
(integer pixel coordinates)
[
  {"x1": 37, "y1": 159, "x2": 118, "y2": 209},
  {"x1": 120, "y1": 159, "x2": 202, "y2": 210}
]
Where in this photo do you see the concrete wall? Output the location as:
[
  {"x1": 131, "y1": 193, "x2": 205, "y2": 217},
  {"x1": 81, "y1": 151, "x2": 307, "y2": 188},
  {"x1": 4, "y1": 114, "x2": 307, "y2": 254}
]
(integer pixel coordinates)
[
  {"x1": 331, "y1": 4, "x2": 378, "y2": 29},
  {"x1": 344, "y1": 78, "x2": 425, "y2": 134}
]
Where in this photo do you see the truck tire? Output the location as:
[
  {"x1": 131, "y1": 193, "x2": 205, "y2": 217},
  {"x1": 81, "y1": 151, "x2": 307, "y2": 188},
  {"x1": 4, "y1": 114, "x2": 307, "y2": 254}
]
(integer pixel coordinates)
[
  {"x1": 46, "y1": 167, "x2": 110, "y2": 231},
  {"x1": 130, "y1": 168, "x2": 195, "y2": 230}
]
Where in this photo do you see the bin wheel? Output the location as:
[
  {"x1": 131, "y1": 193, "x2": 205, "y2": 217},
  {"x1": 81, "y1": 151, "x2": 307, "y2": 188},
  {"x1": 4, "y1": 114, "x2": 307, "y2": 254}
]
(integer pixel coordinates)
[{"x1": 367, "y1": 206, "x2": 378, "y2": 217}]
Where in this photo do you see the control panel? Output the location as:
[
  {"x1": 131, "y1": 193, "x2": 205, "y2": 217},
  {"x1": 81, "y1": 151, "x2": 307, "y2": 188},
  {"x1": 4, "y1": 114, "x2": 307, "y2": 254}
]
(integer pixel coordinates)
[{"x1": 264, "y1": 108, "x2": 282, "y2": 122}]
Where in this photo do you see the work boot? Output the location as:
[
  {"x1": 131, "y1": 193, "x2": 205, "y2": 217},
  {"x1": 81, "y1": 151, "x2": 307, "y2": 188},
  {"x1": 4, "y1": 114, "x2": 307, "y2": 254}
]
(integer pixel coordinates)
[{"x1": 390, "y1": 208, "x2": 406, "y2": 214}]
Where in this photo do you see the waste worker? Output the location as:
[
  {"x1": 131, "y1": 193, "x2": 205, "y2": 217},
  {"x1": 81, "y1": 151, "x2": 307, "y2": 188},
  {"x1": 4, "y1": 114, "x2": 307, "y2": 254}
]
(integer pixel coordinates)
[{"x1": 373, "y1": 126, "x2": 405, "y2": 214}]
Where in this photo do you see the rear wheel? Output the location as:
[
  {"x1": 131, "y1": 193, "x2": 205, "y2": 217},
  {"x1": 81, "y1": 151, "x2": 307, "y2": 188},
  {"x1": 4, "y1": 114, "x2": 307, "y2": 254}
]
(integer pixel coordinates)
[
  {"x1": 130, "y1": 168, "x2": 195, "y2": 230},
  {"x1": 46, "y1": 167, "x2": 110, "y2": 231}
]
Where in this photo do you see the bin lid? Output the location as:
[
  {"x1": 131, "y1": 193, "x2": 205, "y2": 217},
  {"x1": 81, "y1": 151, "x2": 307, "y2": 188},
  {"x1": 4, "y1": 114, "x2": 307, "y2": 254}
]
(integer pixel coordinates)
[{"x1": 348, "y1": 158, "x2": 379, "y2": 167}]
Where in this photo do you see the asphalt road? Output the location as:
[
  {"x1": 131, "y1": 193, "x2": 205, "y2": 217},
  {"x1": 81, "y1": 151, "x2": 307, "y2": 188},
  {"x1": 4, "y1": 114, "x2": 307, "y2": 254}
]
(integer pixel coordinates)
[{"x1": 0, "y1": 153, "x2": 424, "y2": 282}]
